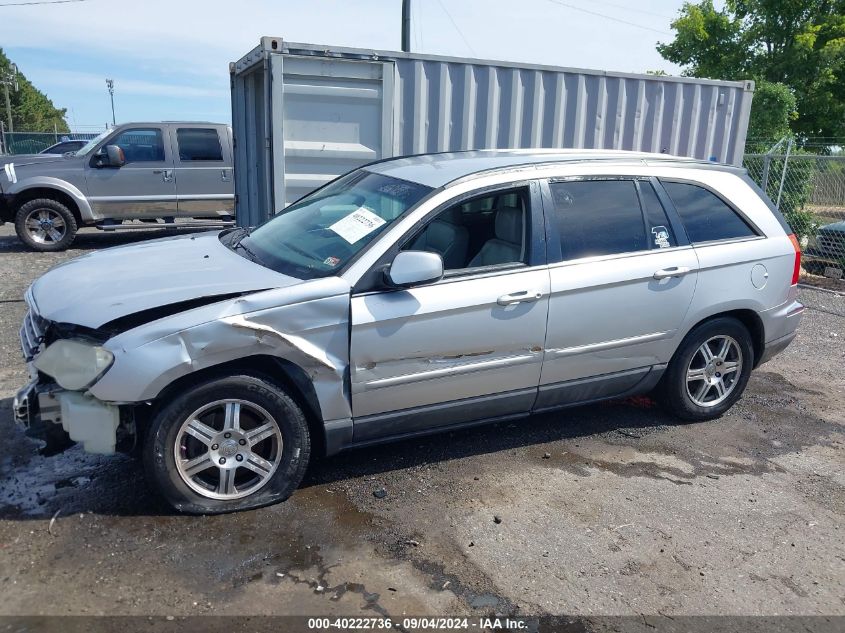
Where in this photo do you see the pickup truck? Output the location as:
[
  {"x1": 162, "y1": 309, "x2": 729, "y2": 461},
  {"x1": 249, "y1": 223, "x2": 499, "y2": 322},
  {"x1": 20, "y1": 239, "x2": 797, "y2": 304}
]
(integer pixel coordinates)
[{"x1": 0, "y1": 122, "x2": 235, "y2": 251}]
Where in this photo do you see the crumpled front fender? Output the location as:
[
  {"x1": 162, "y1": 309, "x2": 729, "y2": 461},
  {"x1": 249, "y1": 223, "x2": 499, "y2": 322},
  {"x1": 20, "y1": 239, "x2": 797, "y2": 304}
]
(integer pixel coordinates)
[{"x1": 89, "y1": 279, "x2": 352, "y2": 423}]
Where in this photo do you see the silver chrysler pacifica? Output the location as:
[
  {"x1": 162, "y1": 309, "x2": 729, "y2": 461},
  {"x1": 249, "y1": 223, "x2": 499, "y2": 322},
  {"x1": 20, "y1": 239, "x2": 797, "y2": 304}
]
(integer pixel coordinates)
[{"x1": 14, "y1": 150, "x2": 805, "y2": 513}]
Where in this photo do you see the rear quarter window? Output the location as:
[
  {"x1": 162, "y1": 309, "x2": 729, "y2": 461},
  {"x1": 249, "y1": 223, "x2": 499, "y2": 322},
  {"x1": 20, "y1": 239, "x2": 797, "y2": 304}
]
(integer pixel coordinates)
[{"x1": 662, "y1": 181, "x2": 757, "y2": 244}]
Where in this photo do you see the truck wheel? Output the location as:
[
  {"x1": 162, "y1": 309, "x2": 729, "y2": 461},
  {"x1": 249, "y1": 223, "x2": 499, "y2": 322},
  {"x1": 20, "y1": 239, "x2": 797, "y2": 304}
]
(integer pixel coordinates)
[
  {"x1": 143, "y1": 374, "x2": 311, "y2": 514},
  {"x1": 14, "y1": 198, "x2": 78, "y2": 252},
  {"x1": 657, "y1": 317, "x2": 754, "y2": 421}
]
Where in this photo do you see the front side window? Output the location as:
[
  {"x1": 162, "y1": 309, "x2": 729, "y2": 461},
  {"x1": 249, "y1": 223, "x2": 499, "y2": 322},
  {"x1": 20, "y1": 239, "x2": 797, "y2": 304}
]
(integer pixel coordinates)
[
  {"x1": 402, "y1": 188, "x2": 528, "y2": 272},
  {"x1": 662, "y1": 181, "x2": 756, "y2": 243},
  {"x1": 176, "y1": 128, "x2": 223, "y2": 161},
  {"x1": 234, "y1": 170, "x2": 432, "y2": 278},
  {"x1": 550, "y1": 179, "x2": 647, "y2": 261},
  {"x1": 75, "y1": 129, "x2": 112, "y2": 157},
  {"x1": 109, "y1": 128, "x2": 165, "y2": 163}
]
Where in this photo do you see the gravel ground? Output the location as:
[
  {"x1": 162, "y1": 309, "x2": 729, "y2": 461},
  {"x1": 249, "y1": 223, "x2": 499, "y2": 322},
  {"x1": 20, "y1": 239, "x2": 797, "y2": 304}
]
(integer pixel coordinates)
[{"x1": 0, "y1": 223, "x2": 843, "y2": 621}]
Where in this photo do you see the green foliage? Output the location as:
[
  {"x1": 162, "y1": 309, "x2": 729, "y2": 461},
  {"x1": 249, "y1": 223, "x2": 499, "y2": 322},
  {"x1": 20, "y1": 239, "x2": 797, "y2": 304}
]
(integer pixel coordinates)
[
  {"x1": 657, "y1": 0, "x2": 845, "y2": 140},
  {"x1": 0, "y1": 48, "x2": 68, "y2": 133},
  {"x1": 657, "y1": 1, "x2": 749, "y2": 78},
  {"x1": 768, "y1": 152, "x2": 818, "y2": 239},
  {"x1": 745, "y1": 81, "x2": 797, "y2": 151}
]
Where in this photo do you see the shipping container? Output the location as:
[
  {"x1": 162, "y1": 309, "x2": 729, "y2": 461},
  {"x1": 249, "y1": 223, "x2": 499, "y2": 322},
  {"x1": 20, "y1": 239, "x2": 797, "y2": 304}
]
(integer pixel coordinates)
[{"x1": 231, "y1": 37, "x2": 755, "y2": 226}]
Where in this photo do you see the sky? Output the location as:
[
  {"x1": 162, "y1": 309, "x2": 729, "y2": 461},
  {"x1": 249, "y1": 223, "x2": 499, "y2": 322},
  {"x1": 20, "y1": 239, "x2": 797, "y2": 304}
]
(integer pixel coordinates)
[{"x1": 0, "y1": 0, "x2": 701, "y2": 132}]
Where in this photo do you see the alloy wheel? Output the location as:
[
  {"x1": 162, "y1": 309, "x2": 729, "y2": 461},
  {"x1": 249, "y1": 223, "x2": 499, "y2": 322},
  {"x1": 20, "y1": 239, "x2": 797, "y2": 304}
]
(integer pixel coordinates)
[
  {"x1": 23, "y1": 208, "x2": 67, "y2": 244},
  {"x1": 685, "y1": 335, "x2": 743, "y2": 408},
  {"x1": 174, "y1": 399, "x2": 283, "y2": 500}
]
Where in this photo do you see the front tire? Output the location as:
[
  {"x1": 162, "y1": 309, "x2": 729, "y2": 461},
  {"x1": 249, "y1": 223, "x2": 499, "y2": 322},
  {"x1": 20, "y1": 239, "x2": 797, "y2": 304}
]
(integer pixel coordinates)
[
  {"x1": 658, "y1": 317, "x2": 754, "y2": 421},
  {"x1": 14, "y1": 198, "x2": 78, "y2": 252},
  {"x1": 143, "y1": 374, "x2": 311, "y2": 514}
]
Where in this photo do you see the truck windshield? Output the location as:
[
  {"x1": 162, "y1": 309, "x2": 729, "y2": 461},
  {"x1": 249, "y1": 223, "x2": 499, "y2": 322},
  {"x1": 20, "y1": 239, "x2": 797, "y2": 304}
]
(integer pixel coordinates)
[
  {"x1": 75, "y1": 129, "x2": 113, "y2": 157},
  {"x1": 231, "y1": 170, "x2": 432, "y2": 278}
]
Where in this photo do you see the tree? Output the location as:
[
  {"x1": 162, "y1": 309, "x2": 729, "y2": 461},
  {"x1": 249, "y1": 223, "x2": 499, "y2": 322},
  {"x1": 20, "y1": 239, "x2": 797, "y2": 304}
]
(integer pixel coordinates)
[
  {"x1": 0, "y1": 48, "x2": 69, "y2": 132},
  {"x1": 745, "y1": 80, "x2": 798, "y2": 150},
  {"x1": 657, "y1": 0, "x2": 845, "y2": 141}
]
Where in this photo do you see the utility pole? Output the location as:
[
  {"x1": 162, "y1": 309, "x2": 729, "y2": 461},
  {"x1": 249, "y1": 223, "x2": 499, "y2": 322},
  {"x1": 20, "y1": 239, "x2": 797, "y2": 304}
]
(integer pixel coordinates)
[
  {"x1": 1, "y1": 63, "x2": 18, "y2": 133},
  {"x1": 105, "y1": 78, "x2": 115, "y2": 126},
  {"x1": 401, "y1": 0, "x2": 411, "y2": 52}
]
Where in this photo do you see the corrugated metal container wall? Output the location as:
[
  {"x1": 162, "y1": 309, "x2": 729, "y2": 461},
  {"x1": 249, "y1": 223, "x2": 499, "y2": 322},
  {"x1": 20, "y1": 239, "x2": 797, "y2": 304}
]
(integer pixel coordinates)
[{"x1": 231, "y1": 38, "x2": 755, "y2": 226}]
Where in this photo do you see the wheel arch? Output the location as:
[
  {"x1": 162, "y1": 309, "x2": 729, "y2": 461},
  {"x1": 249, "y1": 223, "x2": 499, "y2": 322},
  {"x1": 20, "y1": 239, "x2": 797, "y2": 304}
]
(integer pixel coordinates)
[
  {"x1": 11, "y1": 187, "x2": 84, "y2": 224},
  {"x1": 145, "y1": 355, "x2": 329, "y2": 456},
  {"x1": 8, "y1": 177, "x2": 95, "y2": 223},
  {"x1": 681, "y1": 308, "x2": 765, "y2": 367}
]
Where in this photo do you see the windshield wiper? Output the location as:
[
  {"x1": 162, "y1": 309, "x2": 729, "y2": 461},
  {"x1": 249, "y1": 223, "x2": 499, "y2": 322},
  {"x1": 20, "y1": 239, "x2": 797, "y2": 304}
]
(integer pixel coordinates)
[
  {"x1": 236, "y1": 241, "x2": 260, "y2": 261},
  {"x1": 230, "y1": 226, "x2": 251, "y2": 247},
  {"x1": 228, "y1": 228, "x2": 263, "y2": 263}
]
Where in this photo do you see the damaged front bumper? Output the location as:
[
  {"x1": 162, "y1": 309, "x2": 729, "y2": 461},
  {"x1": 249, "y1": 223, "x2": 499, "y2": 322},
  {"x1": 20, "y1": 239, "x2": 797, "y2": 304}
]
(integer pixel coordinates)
[
  {"x1": 14, "y1": 375, "x2": 121, "y2": 454},
  {"x1": 17, "y1": 296, "x2": 124, "y2": 455}
]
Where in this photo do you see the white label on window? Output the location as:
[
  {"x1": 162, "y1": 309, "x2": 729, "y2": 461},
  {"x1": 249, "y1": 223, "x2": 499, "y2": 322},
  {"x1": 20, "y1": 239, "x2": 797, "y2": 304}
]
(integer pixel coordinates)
[
  {"x1": 329, "y1": 207, "x2": 386, "y2": 244},
  {"x1": 652, "y1": 226, "x2": 671, "y2": 249}
]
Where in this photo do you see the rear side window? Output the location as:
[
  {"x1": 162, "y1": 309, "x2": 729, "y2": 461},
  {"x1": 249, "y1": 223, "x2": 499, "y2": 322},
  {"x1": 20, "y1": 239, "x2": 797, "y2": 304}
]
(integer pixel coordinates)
[
  {"x1": 550, "y1": 180, "x2": 647, "y2": 260},
  {"x1": 176, "y1": 128, "x2": 223, "y2": 161},
  {"x1": 638, "y1": 181, "x2": 677, "y2": 249},
  {"x1": 662, "y1": 181, "x2": 756, "y2": 243}
]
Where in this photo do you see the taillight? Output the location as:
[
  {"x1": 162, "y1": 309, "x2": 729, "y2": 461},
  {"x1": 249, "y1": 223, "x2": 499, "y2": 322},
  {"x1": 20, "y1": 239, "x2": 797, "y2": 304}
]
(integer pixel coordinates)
[{"x1": 787, "y1": 233, "x2": 801, "y2": 285}]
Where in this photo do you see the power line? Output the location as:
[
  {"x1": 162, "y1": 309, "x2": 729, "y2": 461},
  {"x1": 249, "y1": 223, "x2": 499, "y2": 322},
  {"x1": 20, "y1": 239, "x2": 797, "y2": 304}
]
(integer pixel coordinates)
[
  {"x1": 0, "y1": 0, "x2": 90, "y2": 6},
  {"x1": 435, "y1": 0, "x2": 477, "y2": 57},
  {"x1": 413, "y1": 0, "x2": 422, "y2": 52},
  {"x1": 584, "y1": 0, "x2": 675, "y2": 20},
  {"x1": 545, "y1": 0, "x2": 672, "y2": 36},
  {"x1": 411, "y1": 2, "x2": 422, "y2": 52}
]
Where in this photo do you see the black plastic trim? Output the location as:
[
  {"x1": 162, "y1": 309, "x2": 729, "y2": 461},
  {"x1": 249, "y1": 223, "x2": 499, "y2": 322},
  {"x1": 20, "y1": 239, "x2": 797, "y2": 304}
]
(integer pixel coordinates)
[
  {"x1": 533, "y1": 365, "x2": 664, "y2": 412},
  {"x1": 352, "y1": 387, "x2": 537, "y2": 443},
  {"x1": 327, "y1": 365, "x2": 666, "y2": 454}
]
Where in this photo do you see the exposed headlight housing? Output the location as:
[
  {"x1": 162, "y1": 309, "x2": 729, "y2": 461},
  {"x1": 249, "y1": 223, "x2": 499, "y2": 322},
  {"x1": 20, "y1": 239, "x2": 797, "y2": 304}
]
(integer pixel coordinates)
[{"x1": 33, "y1": 339, "x2": 114, "y2": 391}]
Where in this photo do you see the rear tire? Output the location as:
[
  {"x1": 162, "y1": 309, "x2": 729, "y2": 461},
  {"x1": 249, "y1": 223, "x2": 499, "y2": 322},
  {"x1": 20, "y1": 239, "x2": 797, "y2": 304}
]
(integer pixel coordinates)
[
  {"x1": 658, "y1": 317, "x2": 754, "y2": 421},
  {"x1": 143, "y1": 374, "x2": 311, "y2": 514},
  {"x1": 15, "y1": 198, "x2": 78, "y2": 252}
]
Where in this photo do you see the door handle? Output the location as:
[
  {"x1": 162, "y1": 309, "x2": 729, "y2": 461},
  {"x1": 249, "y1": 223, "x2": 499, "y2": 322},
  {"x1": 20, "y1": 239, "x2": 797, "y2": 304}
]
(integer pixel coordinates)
[
  {"x1": 653, "y1": 266, "x2": 692, "y2": 280},
  {"x1": 497, "y1": 290, "x2": 543, "y2": 306},
  {"x1": 221, "y1": 169, "x2": 231, "y2": 182}
]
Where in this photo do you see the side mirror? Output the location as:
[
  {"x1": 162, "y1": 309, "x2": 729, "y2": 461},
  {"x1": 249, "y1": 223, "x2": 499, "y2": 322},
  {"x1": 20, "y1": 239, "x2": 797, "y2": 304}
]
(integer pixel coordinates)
[
  {"x1": 386, "y1": 251, "x2": 444, "y2": 287},
  {"x1": 104, "y1": 144, "x2": 125, "y2": 167}
]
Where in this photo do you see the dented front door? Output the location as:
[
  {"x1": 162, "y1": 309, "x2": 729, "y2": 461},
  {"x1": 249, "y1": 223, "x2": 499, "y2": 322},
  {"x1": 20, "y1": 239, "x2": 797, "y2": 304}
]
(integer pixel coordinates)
[{"x1": 349, "y1": 269, "x2": 550, "y2": 442}]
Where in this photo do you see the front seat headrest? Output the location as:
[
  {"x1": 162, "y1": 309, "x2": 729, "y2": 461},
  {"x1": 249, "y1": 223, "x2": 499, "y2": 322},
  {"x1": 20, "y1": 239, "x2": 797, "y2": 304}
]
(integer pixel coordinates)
[{"x1": 495, "y1": 207, "x2": 523, "y2": 244}]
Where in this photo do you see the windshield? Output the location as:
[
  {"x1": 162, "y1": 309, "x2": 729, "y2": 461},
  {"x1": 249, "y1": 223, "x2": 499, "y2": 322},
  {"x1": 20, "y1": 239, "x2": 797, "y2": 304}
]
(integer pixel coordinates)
[
  {"x1": 75, "y1": 129, "x2": 113, "y2": 157},
  {"x1": 234, "y1": 170, "x2": 432, "y2": 278}
]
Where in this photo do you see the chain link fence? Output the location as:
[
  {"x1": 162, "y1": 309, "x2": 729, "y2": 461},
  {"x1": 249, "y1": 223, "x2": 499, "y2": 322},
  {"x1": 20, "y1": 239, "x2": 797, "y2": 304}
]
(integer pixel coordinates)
[
  {"x1": 743, "y1": 140, "x2": 845, "y2": 289},
  {"x1": 0, "y1": 131, "x2": 101, "y2": 155}
]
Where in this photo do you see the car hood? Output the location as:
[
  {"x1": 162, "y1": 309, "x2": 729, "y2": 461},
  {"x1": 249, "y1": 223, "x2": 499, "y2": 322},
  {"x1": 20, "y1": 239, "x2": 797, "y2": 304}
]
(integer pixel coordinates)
[
  {"x1": 1, "y1": 154, "x2": 70, "y2": 168},
  {"x1": 818, "y1": 220, "x2": 845, "y2": 234},
  {"x1": 29, "y1": 232, "x2": 305, "y2": 329}
]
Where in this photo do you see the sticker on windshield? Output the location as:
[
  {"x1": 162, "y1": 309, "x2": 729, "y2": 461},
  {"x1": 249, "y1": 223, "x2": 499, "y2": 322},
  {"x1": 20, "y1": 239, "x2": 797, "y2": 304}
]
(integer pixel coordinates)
[
  {"x1": 329, "y1": 207, "x2": 386, "y2": 244},
  {"x1": 323, "y1": 256, "x2": 341, "y2": 267},
  {"x1": 652, "y1": 226, "x2": 671, "y2": 249}
]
